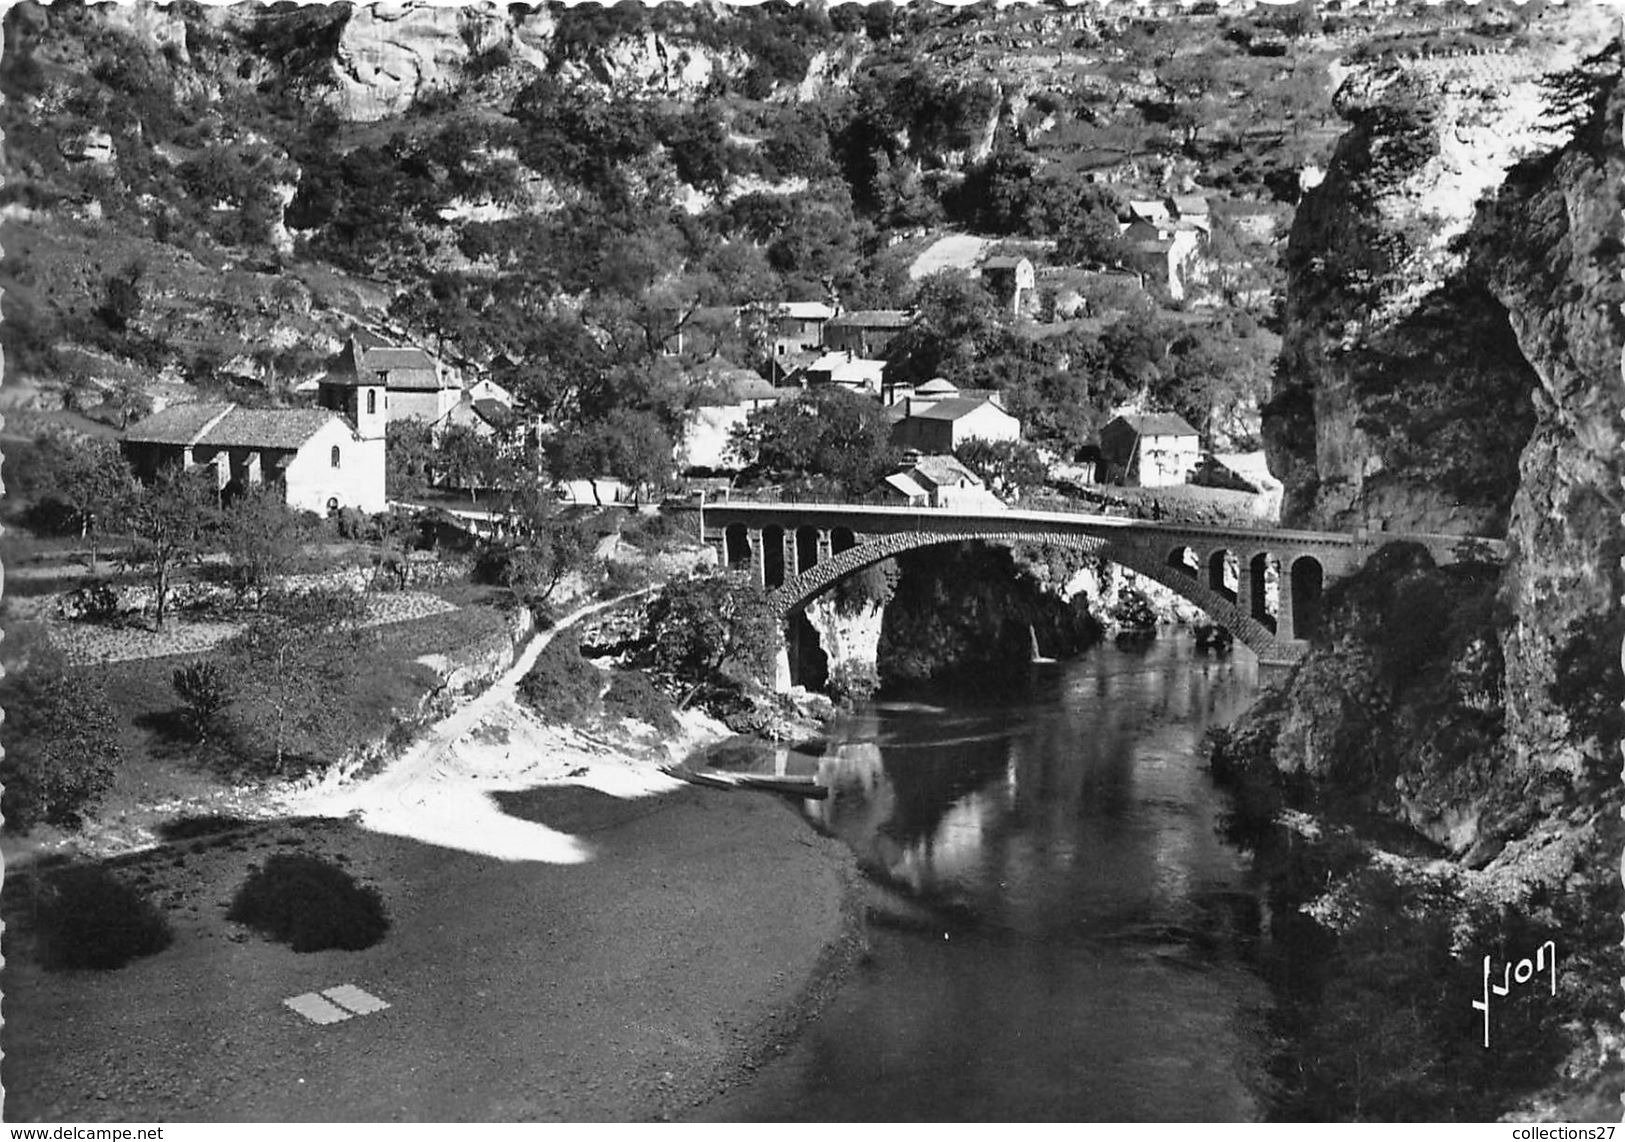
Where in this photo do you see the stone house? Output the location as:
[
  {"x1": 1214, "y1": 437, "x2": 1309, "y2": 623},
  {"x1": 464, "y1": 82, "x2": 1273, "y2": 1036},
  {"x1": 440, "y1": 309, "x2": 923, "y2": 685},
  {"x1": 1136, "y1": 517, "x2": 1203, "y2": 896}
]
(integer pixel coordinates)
[
  {"x1": 677, "y1": 372, "x2": 783, "y2": 472},
  {"x1": 1099, "y1": 412, "x2": 1200, "y2": 488},
  {"x1": 798, "y1": 350, "x2": 888, "y2": 397},
  {"x1": 980, "y1": 255, "x2": 1037, "y2": 316},
  {"x1": 822, "y1": 309, "x2": 912, "y2": 358},
  {"x1": 761, "y1": 301, "x2": 836, "y2": 361},
  {"x1": 122, "y1": 401, "x2": 386, "y2": 516},
  {"x1": 891, "y1": 394, "x2": 1022, "y2": 453},
  {"x1": 878, "y1": 454, "x2": 1004, "y2": 510}
]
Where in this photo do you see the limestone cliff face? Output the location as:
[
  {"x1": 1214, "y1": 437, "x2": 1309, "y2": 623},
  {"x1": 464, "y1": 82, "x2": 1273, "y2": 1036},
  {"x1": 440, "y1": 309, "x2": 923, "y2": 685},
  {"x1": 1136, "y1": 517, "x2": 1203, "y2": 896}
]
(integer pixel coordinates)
[
  {"x1": 318, "y1": 0, "x2": 752, "y2": 120},
  {"x1": 1267, "y1": 54, "x2": 1575, "y2": 536},
  {"x1": 1265, "y1": 40, "x2": 1625, "y2": 809},
  {"x1": 1479, "y1": 74, "x2": 1625, "y2": 781},
  {"x1": 329, "y1": 2, "x2": 516, "y2": 121}
]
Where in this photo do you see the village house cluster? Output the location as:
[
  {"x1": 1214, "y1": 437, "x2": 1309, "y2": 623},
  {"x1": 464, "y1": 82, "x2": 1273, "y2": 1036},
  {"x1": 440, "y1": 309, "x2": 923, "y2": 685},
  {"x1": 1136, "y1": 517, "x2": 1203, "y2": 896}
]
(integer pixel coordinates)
[{"x1": 117, "y1": 227, "x2": 1236, "y2": 516}]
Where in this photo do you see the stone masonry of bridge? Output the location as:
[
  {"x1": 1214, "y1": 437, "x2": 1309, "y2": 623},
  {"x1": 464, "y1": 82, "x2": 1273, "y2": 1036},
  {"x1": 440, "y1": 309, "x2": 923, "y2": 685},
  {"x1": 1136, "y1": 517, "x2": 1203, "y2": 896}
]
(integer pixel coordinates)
[{"x1": 684, "y1": 502, "x2": 1505, "y2": 668}]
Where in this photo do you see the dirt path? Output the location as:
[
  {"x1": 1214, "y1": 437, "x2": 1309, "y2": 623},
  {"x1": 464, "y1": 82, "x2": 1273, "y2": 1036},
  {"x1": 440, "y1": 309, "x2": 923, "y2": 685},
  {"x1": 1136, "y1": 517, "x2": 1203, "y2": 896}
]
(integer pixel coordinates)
[{"x1": 284, "y1": 588, "x2": 681, "y2": 862}]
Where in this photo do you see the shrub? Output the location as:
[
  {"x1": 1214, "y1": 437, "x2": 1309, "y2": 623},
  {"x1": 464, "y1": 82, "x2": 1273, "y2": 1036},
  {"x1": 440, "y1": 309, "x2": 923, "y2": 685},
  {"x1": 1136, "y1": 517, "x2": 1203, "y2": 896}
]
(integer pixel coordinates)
[
  {"x1": 602, "y1": 669, "x2": 679, "y2": 735},
  {"x1": 227, "y1": 853, "x2": 388, "y2": 952},
  {"x1": 598, "y1": 558, "x2": 649, "y2": 600},
  {"x1": 1109, "y1": 586, "x2": 1158, "y2": 630},
  {"x1": 30, "y1": 866, "x2": 173, "y2": 971},
  {"x1": 171, "y1": 658, "x2": 234, "y2": 740},
  {"x1": 516, "y1": 633, "x2": 604, "y2": 726},
  {"x1": 827, "y1": 659, "x2": 881, "y2": 703},
  {"x1": 0, "y1": 659, "x2": 124, "y2": 833}
]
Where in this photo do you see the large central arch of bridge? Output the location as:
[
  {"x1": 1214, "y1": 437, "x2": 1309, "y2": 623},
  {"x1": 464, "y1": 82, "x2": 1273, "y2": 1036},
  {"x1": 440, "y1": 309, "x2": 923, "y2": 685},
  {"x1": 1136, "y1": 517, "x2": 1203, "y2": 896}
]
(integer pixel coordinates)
[{"x1": 683, "y1": 502, "x2": 1502, "y2": 668}]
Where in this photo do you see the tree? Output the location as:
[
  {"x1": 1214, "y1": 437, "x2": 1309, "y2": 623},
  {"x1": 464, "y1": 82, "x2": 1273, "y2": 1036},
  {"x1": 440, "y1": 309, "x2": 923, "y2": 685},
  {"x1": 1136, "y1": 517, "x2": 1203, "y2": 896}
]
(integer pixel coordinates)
[
  {"x1": 549, "y1": 411, "x2": 675, "y2": 503},
  {"x1": 386, "y1": 419, "x2": 437, "y2": 499},
  {"x1": 0, "y1": 651, "x2": 123, "y2": 832},
  {"x1": 494, "y1": 483, "x2": 595, "y2": 607},
  {"x1": 56, "y1": 440, "x2": 134, "y2": 571},
  {"x1": 436, "y1": 423, "x2": 510, "y2": 503},
  {"x1": 646, "y1": 573, "x2": 781, "y2": 707},
  {"x1": 884, "y1": 271, "x2": 1004, "y2": 387},
  {"x1": 235, "y1": 589, "x2": 367, "y2": 772},
  {"x1": 108, "y1": 376, "x2": 154, "y2": 431},
  {"x1": 118, "y1": 465, "x2": 218, "y2": 630},
  {"x1": 96, "y1": 260, "x2": 145, "y2": 334},
  {"x1": 220, "y1": 485, "x2": 310, "y2": 610},
  {"x1": 730, "y1": 386, "x2": 900, "y2": 496},
  {"x1": 956, "y1": 438, "x2": 1048, "y2": 501},
  {"x1": 1056, "y1": 187, "x2": 1132, "y2": 268}
]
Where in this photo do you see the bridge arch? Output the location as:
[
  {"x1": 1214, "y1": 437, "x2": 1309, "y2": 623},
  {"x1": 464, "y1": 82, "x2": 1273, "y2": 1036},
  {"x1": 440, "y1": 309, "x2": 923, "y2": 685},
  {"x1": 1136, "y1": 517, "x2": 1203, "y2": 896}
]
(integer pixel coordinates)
[
  {"x1": 795, "y1": 525, "x2": 820, "y2": 574},
  {"x1": 1290, "y1": 554, "x2": 1325, "y2": 640},
  {"x1": 724, "y1": 523, "x2": 751, "y2": 568},
  {"x1": 1208, "y1": 549, "x2": 1238, "y2": 603},
  {"x1": 763, "y1": 525, "x2": 786, "y2": 589},
  {"x1": 1248, "y1": 552, "x2": 1278, "y2": 634},
  {"x1": 1167, "y1": 545, "x2": 1198, "y2": 578},
  {"x1": 772, "y1": 530, "x2": 1284, "y2": 660}
]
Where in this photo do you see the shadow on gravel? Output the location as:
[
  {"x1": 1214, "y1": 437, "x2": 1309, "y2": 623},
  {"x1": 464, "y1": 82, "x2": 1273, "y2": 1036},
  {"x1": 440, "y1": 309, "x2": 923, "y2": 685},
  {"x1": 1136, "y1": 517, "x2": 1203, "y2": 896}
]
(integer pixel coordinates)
[{"x1": 491, "y1": 785, "x2": 681, "y2": 833}]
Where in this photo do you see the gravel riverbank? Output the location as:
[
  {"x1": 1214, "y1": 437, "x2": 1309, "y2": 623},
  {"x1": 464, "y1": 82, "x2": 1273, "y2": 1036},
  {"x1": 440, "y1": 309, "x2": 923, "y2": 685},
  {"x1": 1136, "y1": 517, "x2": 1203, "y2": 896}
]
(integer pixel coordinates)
[
  {"x1": 2, "y1": 786, "x2": 862, "y2": 1121},
  {"x1": 3, "y1": 594, "x2": 865, "y2": 1122}
]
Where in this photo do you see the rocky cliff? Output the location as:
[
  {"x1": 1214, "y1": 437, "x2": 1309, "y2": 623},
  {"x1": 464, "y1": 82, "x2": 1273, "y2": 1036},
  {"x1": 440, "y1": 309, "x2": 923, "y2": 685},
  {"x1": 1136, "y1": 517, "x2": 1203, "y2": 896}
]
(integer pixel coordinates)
[
  {"x1": 1240, "y1": 34, "x2": 1625, "y2": 1119},
  {"x1": 1266, "y1": 35, "x2": 1625, "y2": 790}
]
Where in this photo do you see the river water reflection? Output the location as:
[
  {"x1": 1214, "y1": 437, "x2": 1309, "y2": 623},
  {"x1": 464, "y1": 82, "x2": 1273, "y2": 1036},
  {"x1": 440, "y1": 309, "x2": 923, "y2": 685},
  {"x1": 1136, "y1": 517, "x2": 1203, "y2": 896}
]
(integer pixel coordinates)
[{"x1": 695, "y1": 633, "x2": 1272, "y2": 1122}]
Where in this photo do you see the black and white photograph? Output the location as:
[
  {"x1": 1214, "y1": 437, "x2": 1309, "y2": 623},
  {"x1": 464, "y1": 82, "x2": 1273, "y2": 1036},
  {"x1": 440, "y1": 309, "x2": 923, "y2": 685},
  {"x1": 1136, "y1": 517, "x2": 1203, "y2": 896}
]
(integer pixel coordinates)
[{"x1": 0, "y1": 0, "x2": 1621, "y2": 1123}]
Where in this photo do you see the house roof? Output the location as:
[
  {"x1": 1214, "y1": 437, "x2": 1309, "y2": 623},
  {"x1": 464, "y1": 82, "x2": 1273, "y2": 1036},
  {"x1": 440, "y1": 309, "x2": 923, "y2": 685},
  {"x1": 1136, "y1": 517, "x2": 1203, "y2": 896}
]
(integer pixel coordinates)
[
  {"x1": 882, "y1": 472, "x2": 928, "y2": 499},
  {"x1": 778, "y1": 301, "x2": 835, "y2": 321},
  {"x1": 472, "y1": 398, "x2": 512, "y2": 424},
  {"x1": 1110, "y1": 412, "x2": 1198, "y2": 437},
  {"x1": 324, "y1": 338, "x2": 456, "y2": 391},
  {"x1": 909, "y1": 397, "x2": 1011, "y2": 423},
  {"x1": 1171, "y1": 195, "x2": 1210, "y2": 215},
  {"x1": 827, "y1": 309, "x2": 911, "y2": 330},
  {"x1": 808, "y1": 350, "x2": 885, "y2": 374},
  {"x1": 982, "y1": 255, "x2": 1031, "y2": 271},
  {"x1": 908, "y1": 454, "x2": 982, "y2": 488},
  {"x1": 915, "y1": 377, "x2": 959, "y2": 395},
  {"x1": 697, "y1": 373, "x2": 781, "y2": 406},
  {"x1": 125, "y1": 403, "x2": 346, "y2": 451},
  {"x1": 1128, "y1": 200, "x2": 1170, "y2": 221}
]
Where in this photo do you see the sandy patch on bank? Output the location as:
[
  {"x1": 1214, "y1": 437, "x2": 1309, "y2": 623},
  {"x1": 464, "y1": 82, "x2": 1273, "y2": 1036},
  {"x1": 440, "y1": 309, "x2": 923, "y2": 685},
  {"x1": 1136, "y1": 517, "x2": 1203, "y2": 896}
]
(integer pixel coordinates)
[{"x1": 283, "y1": 591, "x2": 717, "y2": 863}]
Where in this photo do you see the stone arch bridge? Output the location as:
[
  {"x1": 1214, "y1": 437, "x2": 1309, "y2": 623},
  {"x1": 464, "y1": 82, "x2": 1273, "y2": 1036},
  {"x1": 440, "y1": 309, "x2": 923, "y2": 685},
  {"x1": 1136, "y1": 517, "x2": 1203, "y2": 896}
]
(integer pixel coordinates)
[{"x1": 687, "y1": 501, "x2": 1504, "y2": 669}]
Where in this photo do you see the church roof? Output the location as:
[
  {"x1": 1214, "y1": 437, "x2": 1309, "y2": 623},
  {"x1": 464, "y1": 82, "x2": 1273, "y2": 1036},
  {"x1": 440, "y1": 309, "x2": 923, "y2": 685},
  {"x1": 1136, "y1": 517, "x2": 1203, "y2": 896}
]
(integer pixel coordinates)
[{"x1": 125, "y1": 403, "x2": 346, "y2": 451}]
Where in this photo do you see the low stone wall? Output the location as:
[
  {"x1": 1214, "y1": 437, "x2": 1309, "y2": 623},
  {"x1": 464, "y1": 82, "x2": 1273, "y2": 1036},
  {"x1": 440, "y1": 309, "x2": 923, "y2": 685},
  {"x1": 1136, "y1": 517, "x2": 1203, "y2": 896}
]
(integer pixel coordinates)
[{"x1": 412, "y1": 603, "x2": 536, "y2": 703}]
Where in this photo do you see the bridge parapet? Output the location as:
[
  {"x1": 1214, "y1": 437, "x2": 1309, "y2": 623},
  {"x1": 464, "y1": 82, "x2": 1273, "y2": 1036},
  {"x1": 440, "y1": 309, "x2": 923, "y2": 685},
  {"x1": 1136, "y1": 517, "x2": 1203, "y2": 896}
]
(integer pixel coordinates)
[{"x1": 680, "y1": 500, "x2": 1504, "y2": 663}]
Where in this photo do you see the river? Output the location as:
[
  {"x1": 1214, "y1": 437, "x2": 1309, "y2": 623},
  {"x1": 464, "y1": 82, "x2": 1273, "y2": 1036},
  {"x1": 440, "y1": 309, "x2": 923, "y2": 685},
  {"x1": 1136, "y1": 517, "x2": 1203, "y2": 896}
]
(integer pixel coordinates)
[{"x1": 692, "y1": 632, "x2": 1273, "y2": 1122}]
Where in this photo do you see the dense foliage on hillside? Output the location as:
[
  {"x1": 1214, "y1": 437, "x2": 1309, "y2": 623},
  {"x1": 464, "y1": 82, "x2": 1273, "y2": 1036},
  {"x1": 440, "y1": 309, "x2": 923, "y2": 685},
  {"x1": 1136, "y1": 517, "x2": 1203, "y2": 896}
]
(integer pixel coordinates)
[{"x1": 0, "y1": 0, "x2": 1380, "y2": 476}]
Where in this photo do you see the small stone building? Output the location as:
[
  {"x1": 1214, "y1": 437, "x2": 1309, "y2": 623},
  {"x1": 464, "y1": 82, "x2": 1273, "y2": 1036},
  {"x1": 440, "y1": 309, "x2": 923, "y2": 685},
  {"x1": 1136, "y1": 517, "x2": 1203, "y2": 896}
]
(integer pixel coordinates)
[
  {"x1": 1099, "y1": 412, "x2": 1200, "y2": 488},
  {"x1": 891, "y1": 395, "x2": 1022, "y2": 453},
  {"x1": 822, "y1": 309, "x2": 912, "y2": 357},
  {"x1": 981, "y1": 255, "x2": 1037, "y2": 316}
]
